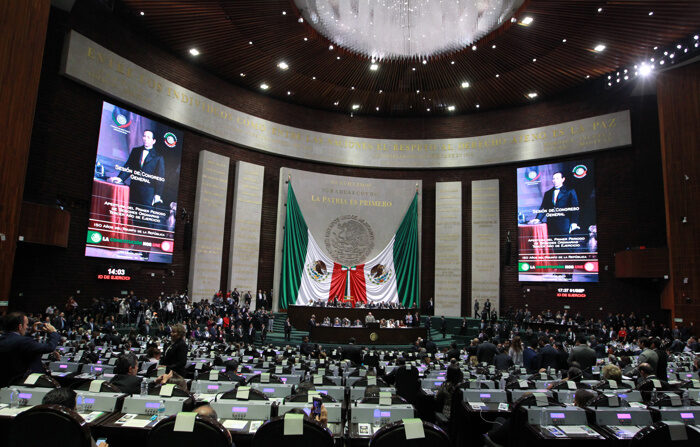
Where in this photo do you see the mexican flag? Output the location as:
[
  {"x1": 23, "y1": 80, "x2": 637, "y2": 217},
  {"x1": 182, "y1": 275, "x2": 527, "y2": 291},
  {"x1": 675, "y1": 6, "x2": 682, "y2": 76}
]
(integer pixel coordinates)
[{"x1": 279, "y1": 184, "x2": 419, "y2": 309}]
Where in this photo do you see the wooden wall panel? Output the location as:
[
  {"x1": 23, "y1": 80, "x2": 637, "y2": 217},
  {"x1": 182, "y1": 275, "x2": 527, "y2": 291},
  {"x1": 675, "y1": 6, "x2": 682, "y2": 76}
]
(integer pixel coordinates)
[
  {"x1": 657, "y1": 62, "x2": 700, "y2": 329},
  {"x1": 9, "y1": 2, "x2": 669, "y2": 324},
  {"x1": 19, "y1": 202, "x2": 71, "y2": 248},
  {"x1": 0, "y1": 0, "x2": 51, "y2": 308}
]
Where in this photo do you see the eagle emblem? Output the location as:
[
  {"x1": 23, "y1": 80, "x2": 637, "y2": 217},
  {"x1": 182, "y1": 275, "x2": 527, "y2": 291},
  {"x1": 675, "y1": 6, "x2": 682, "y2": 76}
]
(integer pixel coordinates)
[
  {"x1": 306, "y1": 260, "x2": 330, "y2": 282},
  {"x1": 367, "y1": 263, "x2": 392, "y2": 285}
]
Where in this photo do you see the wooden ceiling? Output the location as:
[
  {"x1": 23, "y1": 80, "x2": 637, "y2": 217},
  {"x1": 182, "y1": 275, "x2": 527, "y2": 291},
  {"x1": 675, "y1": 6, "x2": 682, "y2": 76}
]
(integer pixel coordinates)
[{"x1": 116, "y1": 0, "x2": 700, "y2": 116}]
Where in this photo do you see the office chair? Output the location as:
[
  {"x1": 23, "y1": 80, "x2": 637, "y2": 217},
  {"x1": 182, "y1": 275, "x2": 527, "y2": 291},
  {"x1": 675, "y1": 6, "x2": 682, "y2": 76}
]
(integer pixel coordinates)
[
  {"x1": 369, "y1": 420, "x2": 448, "y2": 447},
  {"x1": 251, "y1": 415, "x2": 334, "y2": 447},
  {"x1": 9, "y1": 404, "x2": 91, "y2": 447},
  {"x1": 148, "y1": 414, "x2": 232, "y2": 447},
  {"x1": 631, "y1": 422, "x2": 700, "y2": 446}
]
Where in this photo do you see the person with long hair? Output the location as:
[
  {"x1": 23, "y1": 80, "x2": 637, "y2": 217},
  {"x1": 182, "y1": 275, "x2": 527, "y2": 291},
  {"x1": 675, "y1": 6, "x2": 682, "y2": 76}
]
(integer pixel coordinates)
[{"x1": 508, "y1": 335, "x2": 524, "y2": 366}]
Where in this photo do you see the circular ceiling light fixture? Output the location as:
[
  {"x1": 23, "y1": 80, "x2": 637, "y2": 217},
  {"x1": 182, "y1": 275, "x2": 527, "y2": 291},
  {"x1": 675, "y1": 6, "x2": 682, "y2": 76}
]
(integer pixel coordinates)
[{"x1": 295, "y1": 0, "x2": 525, "y2": 61}]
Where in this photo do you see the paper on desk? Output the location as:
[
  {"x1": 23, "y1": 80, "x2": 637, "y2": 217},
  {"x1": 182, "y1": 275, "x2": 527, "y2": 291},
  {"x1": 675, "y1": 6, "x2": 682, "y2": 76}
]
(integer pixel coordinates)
[
  {"x1": 284, "y1": 413, "x2": 304, "y2": 435},
  {"x1": 89, "y1": 380, "x2": 105, "y2": 393},
  {"x1": 468, "y1": 401, "x2": 484, "y2": 409},
  {"x1": 122, "y1": 418, "x2": 152, "y2": 428},
  {"x1": 0, "y1": 407, "x2": 27, "y2": 416},
  {"x1": 24, "y1": 373, "x2": 43, "y2": 385},
  {"x1": 559, "y1": 426, "x2": 588, "y2": 435},
  {"x1": 80, "y1": 411, "x2": 105, "y2": 423},
  {"x1": 222, "y1": 419, "x2": 248, "y2": 430},
  {"x1": 403, "y1": 418, "x2": 425, "y2": 439},
  {"x1": 173, "y1": 412, "x2": 197, "y2": 432},
  {"x1": 160, "y1": 384, "x2": 175, "y2": 397}
]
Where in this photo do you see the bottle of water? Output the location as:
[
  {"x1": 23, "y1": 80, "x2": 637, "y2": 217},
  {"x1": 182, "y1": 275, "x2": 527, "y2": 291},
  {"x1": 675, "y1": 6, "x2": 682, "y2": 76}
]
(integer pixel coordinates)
[
  {"x1": 140, "y1": 380, "x2": 147, "y2": 396},
  {"x1": 9, "y1": 388, "x2": 20, "y2": 409},
  {"x1": 157, "y1": 400, "x2": 166, "y2": 421}
]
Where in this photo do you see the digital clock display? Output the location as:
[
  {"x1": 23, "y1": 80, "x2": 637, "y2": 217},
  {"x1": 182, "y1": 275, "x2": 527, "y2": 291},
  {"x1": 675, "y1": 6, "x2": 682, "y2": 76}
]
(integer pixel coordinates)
[{"x1": 97, "y1": 267, "x2": 130, "y2": 280}]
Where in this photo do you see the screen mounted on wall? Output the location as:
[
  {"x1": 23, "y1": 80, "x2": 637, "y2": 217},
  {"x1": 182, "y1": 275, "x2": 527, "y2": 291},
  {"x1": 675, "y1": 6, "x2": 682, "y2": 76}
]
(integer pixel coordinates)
[
  {"x1": 517, "y1": 160, "x2": 598, "y2": 282},
  {"x1": 85, "y1": 101, "x2": 183, "y2": 263}
]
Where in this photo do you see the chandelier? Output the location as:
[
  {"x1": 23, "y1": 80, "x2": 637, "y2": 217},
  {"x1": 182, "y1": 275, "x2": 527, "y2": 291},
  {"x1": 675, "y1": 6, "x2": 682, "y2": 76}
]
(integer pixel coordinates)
[{"x1": 295, "y1": 0, "x2": 525, "y2": 61}]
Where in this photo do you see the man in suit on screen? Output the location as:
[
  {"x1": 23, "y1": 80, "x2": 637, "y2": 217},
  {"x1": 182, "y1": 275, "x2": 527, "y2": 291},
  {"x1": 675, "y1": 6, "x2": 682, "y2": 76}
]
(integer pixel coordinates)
[
  {"x1": 529, "y1": 171, "x2": 580, "y2": 237},
  {"x1": 108, "y1": 129, "x2": 165, "y2": 210}
]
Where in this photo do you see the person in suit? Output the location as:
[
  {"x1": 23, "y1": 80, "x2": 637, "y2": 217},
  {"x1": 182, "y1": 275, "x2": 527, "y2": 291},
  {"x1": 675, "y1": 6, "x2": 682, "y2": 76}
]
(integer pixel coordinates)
[
  {"x1": 534, "y1": 337, "x2": 560, "y2": 370},
  {"x1": 0, "y1": 312, "x2": 60, "y2": 387},
  {"x1": 108, "y1": 129, "x2": 165, "y2": 210},
  {"x1": 284, "y1": 317, "x2": 292, "y2": 341},
  {"x1": 440, "y1": 316, "x2": 447, "y2": 339},
  {"x1": 568, "y1": 336, "x2": 597, "y2": 372},
  {"x1": 529, "y1": 171, "x2": 580, "y2": 239},
  {"x1": 110, "y1": 353, "x2": 143, "y2": 394},
  {"x1": 342, "y1": 338, "x2": 362, "y2": 364},
  {"x1": 476, "y1": 338, "x2": 498, "y2": 364},
  {"x1": 162, "y1": 323, "x2": 187, "y2": 377},
  {"x1": 445, "y1": 342, "x2": 461, "y2": 362}
]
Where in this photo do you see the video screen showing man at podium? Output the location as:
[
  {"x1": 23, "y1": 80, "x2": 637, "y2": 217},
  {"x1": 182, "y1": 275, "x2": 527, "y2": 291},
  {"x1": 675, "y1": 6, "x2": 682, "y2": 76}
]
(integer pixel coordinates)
[{"x1": 517, "y1": 160, "x2": 598, "y2": 282}]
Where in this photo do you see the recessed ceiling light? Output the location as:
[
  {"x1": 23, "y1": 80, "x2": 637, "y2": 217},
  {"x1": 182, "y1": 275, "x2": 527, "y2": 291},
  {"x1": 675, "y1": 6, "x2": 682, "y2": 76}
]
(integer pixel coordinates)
[
  {"x1": 303, "y1": 37, "x2": 308, "y2": 41},
  {"x1": 351, "y1": 86, "x2": 355, "y2": 90},
  {"x1": 412, "y1": 67, "x2": 416, "y2": 71},
  {"x1": 282, "y1": 11, "x2": 286, "y2": 15},
  {"x1": 492, "y1": 44, "x2": 496, "y2": 49},
  {"x1": 653, "y1": 46, "x2": 658, "y2": 50},
  {"x1": 379, "y1": 89, "x2": 383, "y2": 93},
  {"x1": 532, "y1": 58, "x2": 537, "y2": 62},
  {"x1": 375, "y1": 107, "x2": 379, "y2": 111},
  {"x1": 597, "y1": 7, "x2": 603, "y2": 13},
  {"x1": 336, "y1": 56, "x2": 341, "y2": 60},
  {"x1": 260, "y1": 83, "x2": 269, "y2": 90},
  {"x1": 447, "y1": 105, "x2": 455, "y2": 111},
  {"x1": 352, "y1": 104, "x2": 360, "y2": 110},
  {"x1": 562, "y1": 38, "x2": 567, "y2": 43},
  {"x1": 472, "y1": 45, "x2": 477, "y2": 51},
  {"x1": 312, "y1": 76, "x2": 316, "y2": 80},
  {"x1": 422, "y1": 60, "x2": 427, "y2": 65},
  {"x1": 277, "y1": 61, "x2": 289, "y2": 70},
  {"x1": 240, "y1": 73, "x2": 246, "y2": 77},
  {"x1": 585, "y1": 75, "x2": 590, "y2": 79},
  {"x1": 521, "y1": 16, "x2": 534, "y2": 26},
  {"x1": 426, "y1": 108, "x2": 431, "y2": 112},
  {"x1": 495, "y1": 74, "x2": 500, "y2": 78},
  {"x1": 639, "y1": 63, "x2": 653, "y2": 76},
  {"x1": 416, "y1": 89, "x2": 420, "y2": 93},
  {"x1": 249, "y1": 41, "x2": 253, "y2": 45},
  {"x1": 189, "y1": 48, "x2": 200, "y2": 56},
  {"x1": 511, "y1": 17, "x2": 517, "y2": 23},
  {"x1": 140, "y1": 11, "x2": 144, "y2": 16},
  {"x1": 370, "y1": 63, "x2": 379, "y2": 71},
  {"x1": 328, "y1": 45, "x2": 334, "y2": 50},
  {"x1": 287, "y1": 91, "x2": 291, "y2": 95},
  {"x1": 461, "y1": 81, "x2": 470, "y2": 88},
  {"x1": 476, "y1": 104, "x2": 480, "y2": 108},
  {"x1": 527, "y1": 92, "x2": 538, "y2": 99},
  {"x1": 451, "y1": 61, "x2": 455, "y2": 65},
  {"x1": 648, "y1": 11, "x2": 653, "y2": 16},
  {"x1": 333, "y1": 101, "x2": 339, "y2": 106},
  {"x1": 298, "y1": 17, "x2": 304, "y2": 23},
  {"x1": 594, "y1": 44, "x2": 606, "y2": 52}
]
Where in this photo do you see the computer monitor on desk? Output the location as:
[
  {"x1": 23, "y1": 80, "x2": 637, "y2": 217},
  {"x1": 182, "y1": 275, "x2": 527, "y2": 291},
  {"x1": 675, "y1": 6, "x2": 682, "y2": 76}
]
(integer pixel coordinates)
[
  {"x1": 122, "y1": 395, "x2": 190, "y2": 416},
  {"x1": 250, "y1": 382, "x2": 295, "y2": 399},
  {"x1": 463, "y1": 389, "x2": 508, "y2": 403},
  {"x1": 349, "y1": 403, "x2": 414, "y2": 424},
  {"x1": 0, "y1": 386, "x2": 53, "y2": 407}
]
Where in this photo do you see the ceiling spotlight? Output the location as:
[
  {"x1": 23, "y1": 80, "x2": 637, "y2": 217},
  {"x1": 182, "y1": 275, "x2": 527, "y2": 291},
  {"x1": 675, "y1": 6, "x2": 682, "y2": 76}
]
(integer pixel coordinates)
[
  {"x1": 594, "y1": 44, "x2": 606, "y2": 52},
  {"x1": 189, "y1": 48, "x2": 200, "y2": 56},
  {"x1": 475, "y1": 104, "x2": 480, "y2": 108},
  {"x1": 352, "y1": 104, "x2": 360, "y2": 110},
  {"x1": 520, "y1": 16, "x2": 534, "y2": 26},
  {"x1": 260, "y1": 83, "x2": 269, "y2": 90},
  {"x1": 451, "y1": 61, "x2": 455, "y2": 65},
  {"x1": 597, "y1": 7, "x2": 603, "y2": 13},
  {"x1": 298, "y1": 17, "x2": 304, "y2": 23},
  {"x1": 282, "y1": 11, "x2": 286, "y2": 15},
  {"x1": 532, "y1": 58, "x2": 537, "y2": 62},
  {"x1": 336, "y1": 56, "x2": 341, "y2": 60},
  {"x1": 351, "y1": 86, "x2": 355, "y2": 90},
  {"x1": 472, "y1": 45, "x2": 477, "y2": 51},
  {"x1": 422, "y1": 60, "x2": 427, "y2": 65},
  {"x1": 492, "y1": 44, "x2": 497, "y2": 49},
  {"x1": 495, "y1": 74, "x2": 500, "y2": 78},
  {"x1": 240, "y1": 73, "x2": 246, "y2": 77},
  {"x1": 312, "y1": 76, "x2": 316, "y2": 80},
  {"x1": 416, "y1": 89, "x2": 420, "y2": 93},
  {"x1": 379, "y1": 89, "x2": 383, "y2": 93},
  {"x1": 695, "y1": 35, "x2": 699, "y2": 40},
  {"x1": 648, "y1": 11, "x2": 653, "y2": 16},
  {"x1": 562, "y1": 38, "x2": 567, "y2": 43},
  {"x1": 461, "y1": 81, "x2": 470, "y2": 88},
  {"x1": 249, "y1": 41, "x2": 253, "y2": 45},
  {"x1": 333, "y1": 101, "x2": 339, "y2": 106},
  {"x1": 303, "y1": 37, "x2": 308, "y2": 41},
  {"x1": 375, "y1": 107, "x2": 379, "y2": 111},
  {"x1": 426, "y1": 108, "x2": 431, "y2": 111},
  {"x1": 140, "y1": 11, "x2": 144, "y2": 16},
  {"x1": 412, "y1": 67, "x2": 416, "y2": 71},
  {"x1": 527, "y1": 92, "x2": 538, "y2": 99},
  {"x1": 585, "y1": 75, "x2": 590, "y2": 79},
  {"x1": 639, "y1": 63, "x2": 653, "y2": 76},
  {"x1": 287, "y1": 91, "x2": 291, "y2": 95},
  {"x1": 328, "y1": 45, "x2": 334, "y2": 50},
  {"x1": 447, "y1": 105, "x2": 456, "y2": 111},
  {"x1": 277, "y1": 61, "x2": 289, "y2": 70},
  {"x1": 370, "y1": 63, "x2": 379, "y2": 71}
]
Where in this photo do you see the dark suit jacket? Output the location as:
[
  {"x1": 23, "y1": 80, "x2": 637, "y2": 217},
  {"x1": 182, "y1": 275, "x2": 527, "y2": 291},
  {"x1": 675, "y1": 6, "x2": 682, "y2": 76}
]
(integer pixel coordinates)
[
  {"x1": 568, "y1": 345, "x2": 597, "y2": 371},
  {"x1": 535, "y1": 344, "x2": 560, "y2": 370},
  {"x1": 162, "y1": 338, "x2": 187, "y2": 376},
  {"x1": 476, "y1": 342, "x2": 498, "y2": 364},
  {"x1": 0, "y1": 331, "x2": 60, "y2": 387},
  {"x1": 110, "y1": 373, "x2": 142, "y2": 395},
  {"x1": 117, "y1": 145, "x2": 165, "y2": 207},
  {"x1": 535, "y1": 186, "x2": 579, "y2": 236},
  {"x1": 342, "y1": 344, "x2": 362, "y2": 365}
]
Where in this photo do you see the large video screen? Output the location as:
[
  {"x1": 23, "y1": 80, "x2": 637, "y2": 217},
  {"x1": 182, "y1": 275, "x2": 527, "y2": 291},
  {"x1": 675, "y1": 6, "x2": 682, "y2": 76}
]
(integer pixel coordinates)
[
  {"x1": 517, "y1": 160, "x2": 598, "y2": 282},
  {"x1": 85, "y1": 101, "x2": 184, "y2": 263}
]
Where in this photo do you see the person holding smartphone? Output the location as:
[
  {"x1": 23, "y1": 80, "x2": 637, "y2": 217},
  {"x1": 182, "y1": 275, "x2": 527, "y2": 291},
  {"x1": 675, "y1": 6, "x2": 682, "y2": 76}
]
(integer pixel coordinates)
[
  {"x1": 311, "y1": 396, "x2": 328, "y2": 427},
  {"x1": 0, "y1": 312, "x2": 60, "y2": 387}
]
